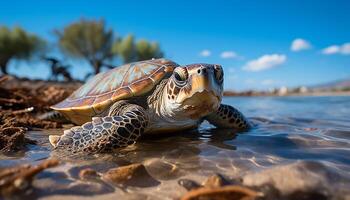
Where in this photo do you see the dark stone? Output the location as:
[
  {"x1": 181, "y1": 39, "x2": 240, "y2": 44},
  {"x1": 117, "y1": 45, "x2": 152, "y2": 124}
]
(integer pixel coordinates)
[{"x1": 178, "y1": 179, "x2": 201, "y2": 191}]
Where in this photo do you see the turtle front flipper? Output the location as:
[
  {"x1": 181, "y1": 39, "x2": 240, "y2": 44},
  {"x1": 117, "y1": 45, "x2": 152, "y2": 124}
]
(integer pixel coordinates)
[
  {"x1": 205, "y1": 104, "x2": 250, "y2": 131},
  {"x1": 49, "y1": 103, "x2": 148, "y2": 153}
]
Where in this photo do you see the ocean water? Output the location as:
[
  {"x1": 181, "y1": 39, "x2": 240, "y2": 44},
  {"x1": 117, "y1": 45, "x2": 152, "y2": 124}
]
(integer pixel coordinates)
[{"x1": 1, "y1": 96, "x2": 350, "y2": 199}]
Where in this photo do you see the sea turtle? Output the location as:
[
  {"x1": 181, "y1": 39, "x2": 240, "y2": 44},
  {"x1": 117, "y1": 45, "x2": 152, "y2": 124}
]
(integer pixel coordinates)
[{"x1": 48, "y1": 58, "x2": 249, "y2": 153}]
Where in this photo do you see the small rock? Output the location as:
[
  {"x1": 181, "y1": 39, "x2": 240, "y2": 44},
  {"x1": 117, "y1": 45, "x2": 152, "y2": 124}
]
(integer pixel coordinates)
[
  {"x1": 178, "y1": 179, "x2": 201, "y2": 191},
  {"x1": 203, "y1": 174, "x2": 231, "y2": 188},
  {"x1": 0, "y1": 159, "x2": 59, "y2": 197},
  {"x1": 242, "y1": 160, "x2": 350, "y2": 199},
  {"x1": 102, "y1": 163, "x2": 160, "y2": 187},
  {"x1": 144, "y1": 158, "x2": 182, "y2": 180},
  {"x1": 180, "y1": 185, "x2": 260, "y2": 200},
  {"x1": 79, "y1": 168, "x2": 99, "y2": 180}
]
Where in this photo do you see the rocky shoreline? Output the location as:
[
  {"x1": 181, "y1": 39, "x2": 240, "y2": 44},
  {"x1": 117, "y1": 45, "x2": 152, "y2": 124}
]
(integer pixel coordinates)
[{"x1": 0, "y1": 76, "x2": 79, "y2": 152}]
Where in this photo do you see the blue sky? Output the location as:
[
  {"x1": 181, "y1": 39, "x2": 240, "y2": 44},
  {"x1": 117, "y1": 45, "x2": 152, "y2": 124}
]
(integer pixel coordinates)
[{"x1": 1, "y1": 0, "x2": 350, "y2": 91}]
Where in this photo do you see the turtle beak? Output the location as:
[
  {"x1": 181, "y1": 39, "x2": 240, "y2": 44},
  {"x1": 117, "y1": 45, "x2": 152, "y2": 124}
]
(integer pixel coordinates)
[{"x1": 189, "y1": 66, "x2": 222, "y2": 100}]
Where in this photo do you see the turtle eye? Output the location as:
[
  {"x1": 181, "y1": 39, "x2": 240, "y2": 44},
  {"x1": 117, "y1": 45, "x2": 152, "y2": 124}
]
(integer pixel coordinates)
[
  {"x1": 174, "y1": 67, "x2": 188, "y2": 83},
  {"x1": 214, "y1": 65, "x2": 223, "y2": 83}
]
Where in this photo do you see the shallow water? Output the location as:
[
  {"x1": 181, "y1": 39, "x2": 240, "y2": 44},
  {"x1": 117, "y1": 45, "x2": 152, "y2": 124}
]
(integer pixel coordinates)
[{"x1": 1, "y1": 96, "x2": 350, "y2": 199}]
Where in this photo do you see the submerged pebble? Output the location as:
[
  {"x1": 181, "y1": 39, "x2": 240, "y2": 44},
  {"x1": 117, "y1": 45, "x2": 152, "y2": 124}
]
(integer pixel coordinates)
[
  {"x1": 203, "y1": 174, "x2": 231, "y2": 188},
  {"x1": 144, "y1": 158, "x2": 182, "y2": 180},
  {"x1": 79, "y1": 168, "x2": 99, "y2": 180},
  {"x1": 178, "y1": 179, "x2": 201, "y2": 191},
  {"x1": 102, "y1": 163, "x2": 160, "y2": 187},
  {"x1": 242, "y1": 160, "x2": 350, "y2": 199},
  {"x1": 0, "y1": 159, "x2": 59, "y2": 197}
]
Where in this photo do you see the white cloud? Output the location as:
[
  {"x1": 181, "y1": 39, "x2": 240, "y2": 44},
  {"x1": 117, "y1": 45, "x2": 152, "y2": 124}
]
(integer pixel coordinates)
[
  {"x1": 322, "y1": 45, "x2": 340, "y2": 54},
  {"x1": 290, "y1": 38, "x2": 312, "y2": 52},
  {"x1": 199, "y1": 49, "x2": 211, "y2": 57},
  {"x1": 322, "y1": 43, "x2": 350, "y2": 55},
  {"x1": 220, "y1": 51, "x2": 238, "y2": 59},
  {"x1": 242, "y1": 54, "x2": 287, "y2": 72}
]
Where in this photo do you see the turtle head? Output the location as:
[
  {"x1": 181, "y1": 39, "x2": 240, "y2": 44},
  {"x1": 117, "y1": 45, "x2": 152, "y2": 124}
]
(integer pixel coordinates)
[{"x1": 164, "y1": 64, "x2": 223, "y2": 119}]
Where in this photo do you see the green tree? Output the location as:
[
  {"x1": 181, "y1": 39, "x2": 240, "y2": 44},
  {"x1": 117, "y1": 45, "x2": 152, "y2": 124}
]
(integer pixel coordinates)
[
  {"x1": 135, "y1": 39, "x2": 163, "y2": 61},
  {"x1": 0, "y1": 26, "x2": 45, "y2": 75},
  {"x1": 56, "y1": 19, "x2": 114, "y2": 74},
  {"x1": 136, "y1": 39, "x2": 163, "y2": 60},
  {"x1": 113, "y1": 34, "x2": 164, "y2": 64},
  {"x1": 112, "y1": 34, "x2": 137, "y2": 63}
]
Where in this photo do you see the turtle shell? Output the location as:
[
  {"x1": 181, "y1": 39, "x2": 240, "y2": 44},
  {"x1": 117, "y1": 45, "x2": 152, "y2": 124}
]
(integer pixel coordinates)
[{"x1": 52, "y1": 59, "x2": 178, "y2": 125}]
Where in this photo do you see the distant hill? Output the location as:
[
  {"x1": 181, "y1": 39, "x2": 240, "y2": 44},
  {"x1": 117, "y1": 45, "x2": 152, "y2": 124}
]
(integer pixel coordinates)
[{"x1": 311, "y1": 78, "x2": 350, "y2": 91}]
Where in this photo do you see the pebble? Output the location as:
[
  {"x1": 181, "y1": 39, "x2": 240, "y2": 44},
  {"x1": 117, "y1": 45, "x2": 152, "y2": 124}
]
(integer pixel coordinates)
[
  {"x1": 242, "y1": 160, "x2": 350, "y2": 199},
  {"x1": 0, "y1": 159, "x2": 59, "y2": 197},
  {"x1": 144, "y1": 158, "x2": 182, "y2": 180},
  {"x1": 203, "y1": 174, "x2": 229, "y2": 188},
  {"x1": 177, "y1": 179, "x2": 201, "y2": 191},
  {"x1": 102, "y1": 163, "x2": 160, "y2": 187},
  {"x1": 79, "y1": 168, "x2": 99, "y2": 180}
]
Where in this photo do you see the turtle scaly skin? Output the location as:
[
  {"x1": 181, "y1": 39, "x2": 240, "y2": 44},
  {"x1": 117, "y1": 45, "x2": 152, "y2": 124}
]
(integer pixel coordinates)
[
  {"x1": 50, "y1": 102, "x2": 148, "y2": 153},
  {"x1": 206, "y1": 104, "x2": 249, "y2": 129},
  {"x1": 49, "y1": 59, "x2": 250, "y2": 153}
]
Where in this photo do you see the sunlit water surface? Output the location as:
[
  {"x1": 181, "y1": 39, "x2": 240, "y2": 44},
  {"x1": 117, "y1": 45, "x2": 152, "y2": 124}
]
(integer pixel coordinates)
[{"x1": 1, "y1": 96, "x2": 350, "y2": 199}]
